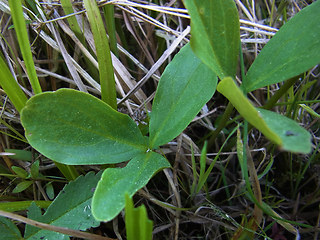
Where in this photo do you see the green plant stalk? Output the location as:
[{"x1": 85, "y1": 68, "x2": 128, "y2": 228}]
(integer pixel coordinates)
[
  {"x1": 0, "y1": 130, "x2": 26, "y2": 143},
  {"x1": 0, "y1": 200, "x2": 51, "y2": 212},
  {"x1": 83, "y1": 0, "x2": 117, "y2": 109},
  {"x1": 0, "y1": 113, "x2": 27, "y2": 143},
  {"x1": 103, "y1": 4, "x2": 119, "y2": 57},
  {"x1": 54, "y1": 162, "x2": 79, "y2": 181},
  {"x1": 240, "y1": 121, "x2": 311, "y2": 230},
  {"x1": 207, "y1": 102, "x2": 234, "y2": 148},
  {"x1": 60, "y1": 0, "x2": 99, "y2": 80},
  {"x1": 125, "y1": 194, "x2": 153, "y2": 240},
  {"x1": 24, "y1": 0, "x2": 40, "y2": 17},
  {"x1": 190, "y1": 145, "x2": 197, "y2": 196},
  {"x1": 0, "y1": 55, "x2": 27, "y2": 112},
  {"x1": 239, "y1": 41, "x2": 246, "y2": 81},
  {"x1": 290, "y1": 79, "x2": 315, "y2": 120},
  {"x1": 269, "y1": 0, "x2": 276, "y2": 27},
  {"x1": 275, "y1": 100, "x2": 320, "y2": 105},
  {"x1": 207, "y1": 42, "x2": 245, "y2": 149},
  {"x1": 197, "y1": 126, "x2": 239, "y2": 194},
  {"x1": 199, "y1": 142, "x2": 207, "y2": 180},
  {"x1": 8, "y1": 0, "x2": 42, "y2": 94},
  {"x1": 262, "y1": 76, "x2": 297, "y2": 110},
  {"x1": 299, "y1": 103, "x2": 320, "y2": 118},
  {"x1": 293, "y1": 142, "x2": 320, "y2": 197},
  {"x1": 60, "y1": 0, "x2": 85, "y2": 43}
]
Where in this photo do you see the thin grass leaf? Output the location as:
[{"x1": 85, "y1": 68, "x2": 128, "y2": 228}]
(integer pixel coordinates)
[
  {"x1": 0, "y1": 201, "x2": 51, "y2": 212},
  {"x1": 5, "y1": 149, "x2": 32, "y2": 162},
  {"x1": 199, "y1": 142, "x2": 207, "y2": 179},
  {"x1": 125, "y1": 194, "x2": 153, "y2": 240},
  {"x1": 103, "y1": 4, "x2": 119, "y2": 56},
  {"x1": 196, "y1": 126, "x2": 239, "y2": 194},
  {"x1": 0, "y1": 55, "x2": 27, "y2": 112},
  {"x1": 190, "y1": 145, "x2": 197, "y2": 196},
  {"x1": 257, "y1": 156, "x2": 274, "y2": 180},
  {"x1": 60, "y1": 0, "x2": 99, "y2": 81},
  {"x1": 60, "y1": 0, "x2": 85, "y2": 44},
  {"x1": 83, "y1": 0, "x2": 117, "y2": 109},
  {"x1": 299, "y1": 104, "x2": 320, "y2": 119},
  {"x1": 237, "y1": 122, "x2": 304, "y2": 237},
  {"x1": 8, "y1": 0, "x2": 42, "y2": 94}
]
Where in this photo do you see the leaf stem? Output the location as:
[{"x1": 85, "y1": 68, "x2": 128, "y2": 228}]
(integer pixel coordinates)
[
  {"x1": 263, "y1": 76, "x2": 298, "y2": 110},
  {"x1": 207, "y1": 102, "x2": 234, "y2": 149}
]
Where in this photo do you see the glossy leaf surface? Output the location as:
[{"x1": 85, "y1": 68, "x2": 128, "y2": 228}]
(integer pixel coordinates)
[
  {"x1": 243, "y1": 1, "x2": 320, "y2": 92},
  {"x1": 92, "y1": 152, "x2": 170, "y2": 221},
  {"x1": 149, "y1": 44, "x2": 217, "y2": 148},
  {"x1": 218, "y1": 77, "x2": 311, "y2": 153},
  {"x1": 184, "y1": 0, "x2": 240, "y2": 78},
  {"x1": 257, "y1": 109, "x2": 311, "y2": 153},
  {"x1": 25, "y1": 172, "x2": 101, "y2": 240},
  {"x1": 21, "y1": 89, "x2": 148, "y2": 165}
]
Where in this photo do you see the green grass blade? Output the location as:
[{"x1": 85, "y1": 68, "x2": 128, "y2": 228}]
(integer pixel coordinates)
[
  {"x1": 196, "y1": 126, "x2": 239, "y2": 194},
  {"x1": 54, "y1": 162, "x2": 79, "y2": 181},
  {"x1": 299, "y1": 104, "x2": 320, "y2": 119},
  {"x1": 0, "y1": 55, "x2": 27, "y2": 112},
  {"x1": 0, "y1": 201, "x2": 51, "y2": 212},
  {"x1": 199, "y1": 142, "x2": 207, "y2": 181},
  {"x1": 8, "y1": 0, "x2": 42, "y2": 94},
  {"x1": 103, "y1": 4, "x2": 119, "y2": 57},
  {"x1": 190, "y1": 145, "x2": 197, "y2": 196},
  {"x1": 83, "y1": 0, "x2": 117, "y2": 109},
  {"x1": 125, "y1": 194, "x2": 153, "y2": 240},
  {"x1": 60, "y1": 0, "x2": 100, "y2": 83},
  {"x1": 60, "y1": 0, "x2": 85, "y2": 44}
]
